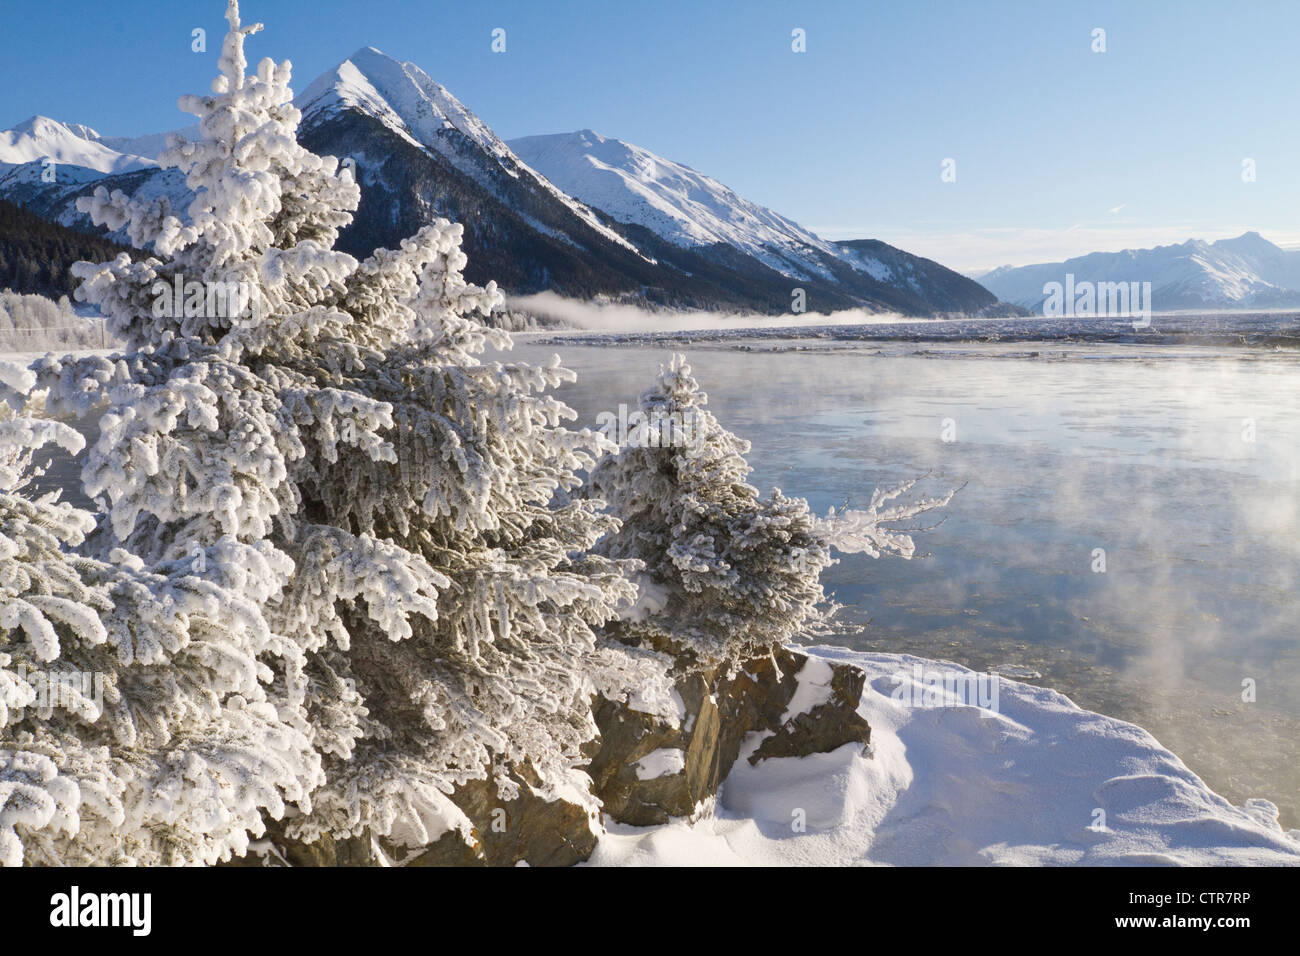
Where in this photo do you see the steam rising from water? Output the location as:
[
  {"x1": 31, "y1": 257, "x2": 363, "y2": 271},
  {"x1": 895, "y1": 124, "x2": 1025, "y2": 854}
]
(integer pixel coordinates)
[
  {"x1": 511, "y1": 334, "x2": 1300, "y2": 829},
  {"x1": 508, "y1": 291, "x2": 935, "y2": 334}
]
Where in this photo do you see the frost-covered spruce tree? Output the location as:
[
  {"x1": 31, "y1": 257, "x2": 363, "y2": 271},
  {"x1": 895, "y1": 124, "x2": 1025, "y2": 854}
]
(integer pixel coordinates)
[
  {"x1": 9, "y1": 1, "x2": 666, "y2": 861},
  {"x1": 588, "y1": 355, "x2": 953, "y2": 671},
  {"x1": 0, "y1": 364, "x2": 318, "y2": 866}
]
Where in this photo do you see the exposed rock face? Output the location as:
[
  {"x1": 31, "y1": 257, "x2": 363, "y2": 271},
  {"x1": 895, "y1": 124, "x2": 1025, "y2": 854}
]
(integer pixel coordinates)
[
  {"x1": 231, "y1": 819, "x2": 373, "y2": 867},
  {"x1": 232, "y1": 646, "x2": 869, "y2": 866},
  {"x1": 401, "y1": 766, "x2": 599, "y2": 868},
  {"x1": 585, "y1": 646, "x2": 870, "y2": 826}
]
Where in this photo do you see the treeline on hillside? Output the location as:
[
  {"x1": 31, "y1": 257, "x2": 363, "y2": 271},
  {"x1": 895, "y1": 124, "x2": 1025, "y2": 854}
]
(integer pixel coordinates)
[{"x1": 0, "y1": 198, "x2": 134, "y2": 297}]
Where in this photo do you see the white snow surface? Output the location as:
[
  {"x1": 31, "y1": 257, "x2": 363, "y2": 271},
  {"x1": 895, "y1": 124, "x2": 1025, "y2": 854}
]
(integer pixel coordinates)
[
  {"x1": 98, "y1": 125, "x2": 199, "y2": 161},
  {"x1": 0, "y1": 116, "x2": 156, "y2": 175},
  {"x1": 589, "y1": 646, "x2": 1300, "y2": 866},
  {"x1": 779, "y1": 655, "x2": 836, "y2": 724},
  {"x1": 509, "y1": 129, "x2": 847, "y2": 282},
  {"x1": 635, "y1": 749, "x2": 687, "y2": 781}
]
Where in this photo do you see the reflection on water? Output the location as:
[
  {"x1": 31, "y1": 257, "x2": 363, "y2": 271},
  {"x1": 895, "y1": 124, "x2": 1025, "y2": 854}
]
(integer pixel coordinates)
[{"x1": 511, "y1": 337, "x2": 1300, "y2": 828}]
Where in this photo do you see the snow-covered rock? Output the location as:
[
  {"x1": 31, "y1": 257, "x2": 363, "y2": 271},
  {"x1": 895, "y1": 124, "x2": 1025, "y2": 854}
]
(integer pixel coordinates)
[
  {"x1": 590, "y1": 647, "x2": 1300, "y2": 866},
  {"x1": 586, "y1": 646, "x2": 872, "y2": 828}
]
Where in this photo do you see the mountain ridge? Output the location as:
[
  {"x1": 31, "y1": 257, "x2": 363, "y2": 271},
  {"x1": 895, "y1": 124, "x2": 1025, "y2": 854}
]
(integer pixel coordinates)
[
  {"x1": 0, "y1": 115, "x2": 156, "y2": 176},
  {"x1": 0, "y1": 48, "x2": 1016, "y2": 317},
  {"x1": 980, "y1": 233, "x2": 1300, "y2": 311}
]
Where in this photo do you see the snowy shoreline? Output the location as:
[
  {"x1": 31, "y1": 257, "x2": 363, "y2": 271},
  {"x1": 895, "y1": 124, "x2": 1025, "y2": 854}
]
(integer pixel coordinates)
[
  {"x1": 590, "y1": 646, "x2": 1300, "y2": 866},
  {"x1": 7, "y1": 343, "x2": 1296, "y2": 866},
  {"x1": 5, "y1": 341, "x2": 1296, "y2": 867},
  {"x1": 512, "y1": 308, "x2": 1300, "y2": 351}
]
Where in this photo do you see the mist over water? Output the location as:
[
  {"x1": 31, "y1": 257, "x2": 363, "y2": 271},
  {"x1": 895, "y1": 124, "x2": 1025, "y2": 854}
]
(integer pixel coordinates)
[
  {"x1": 23, "y1": 318, "x2": 1299, "y2": 830},
  {"x1": 508, "y1": 291, "x2": 930, "y2": 333},
  {"x1": 511, "y1": 332, "x2": 1300, "y2": 828}
]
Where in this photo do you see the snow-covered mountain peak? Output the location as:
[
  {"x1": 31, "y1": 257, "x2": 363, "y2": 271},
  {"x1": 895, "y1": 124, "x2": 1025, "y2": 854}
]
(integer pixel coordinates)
[
  {"x1": 13, "y1": 115, "x2": 100, "y2": 141},
  {"x1": 292, "y1": 48, "x2": 642, "y2": 256},
  {"x1": 0, "y1": 115, "x2": 154, "y2": 175},
  {"x1": 0, "y1": 56, "x2": 1006, "y2": 316},
  {"x1": 505, "y1": 127, "x2": 1009, "y2": 313},
  {"x1": 296, "y1": 46, "x2": 507, "y2": 162},
  {"x1": 1211, "y1": 230, "x2": 1280, "y2": 256}
]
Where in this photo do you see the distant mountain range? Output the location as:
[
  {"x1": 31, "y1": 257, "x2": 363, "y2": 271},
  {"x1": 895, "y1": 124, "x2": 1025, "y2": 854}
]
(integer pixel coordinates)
[
  {"x1": 0, "y1": 115, "x2": 156, "y2": 176},
  {"x1": 979, "y1": 233, "x2": 1300, "y2": 312},
  {"x1": 0, "y1": 47, "x2": 1015, "y2": 317}
]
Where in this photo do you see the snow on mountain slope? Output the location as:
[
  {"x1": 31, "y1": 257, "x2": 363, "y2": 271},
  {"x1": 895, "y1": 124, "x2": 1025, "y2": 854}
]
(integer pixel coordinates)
[
  {"x1": 0, "y1": 114, "x2": 181, "y2": 247},
  {"x1": 981, "y1": 232, "x2": 1300, "y2": 311},
  {"x1": 0, "y1": 158, "x2": 192, "y2": 250},
  {"x1": 98, "y1": 125, "x2": 199, "y2": 160},
  {"x1": 0, "y1": 116, "x2": 155, "y2": 175},
  {"x1": 294, "y1": 47, "x2": 642, "y2": 256},
  {"x1": 504, "y1": 130, "x2": 1018, "y2": 317},
  {"x1": 509, "y1": 129, "x2": 841, "y2": 281},
  {"x1": 54, "y1": 168, "x2": 192, "y2": 235}
]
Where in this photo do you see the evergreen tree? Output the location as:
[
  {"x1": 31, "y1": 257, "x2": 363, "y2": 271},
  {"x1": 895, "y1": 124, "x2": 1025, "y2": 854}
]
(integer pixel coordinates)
[
  {"x1": 2, "y1": 1, "x2": 944, "y2": 866},
  {"x1": 588, "y1": 355, "x2": 953, "y2": 671},
  {"x1": 0, "y1": 361, "x2": 318, "y2": 866},
  {"x1": 0, "y1": 198, "x2": 133, "y2": 298},
  {"x1": 3, "y1": 0, "x2": 665, "y2": 863}
]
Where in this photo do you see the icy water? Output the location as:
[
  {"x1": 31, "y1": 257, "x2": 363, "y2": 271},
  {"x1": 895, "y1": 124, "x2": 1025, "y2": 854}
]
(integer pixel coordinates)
[
  {"x1": 20, "y1": 315, "x2": 1299, "y2": 829},
  {"x1": 513, "y1": 325, "x2": 1300, "y2": 828}
]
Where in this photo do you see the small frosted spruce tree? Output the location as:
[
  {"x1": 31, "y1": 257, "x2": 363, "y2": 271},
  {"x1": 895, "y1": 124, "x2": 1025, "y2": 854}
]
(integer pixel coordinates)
[{"x1": 588, "y1": 355, "x2": 954, "y2": 671}]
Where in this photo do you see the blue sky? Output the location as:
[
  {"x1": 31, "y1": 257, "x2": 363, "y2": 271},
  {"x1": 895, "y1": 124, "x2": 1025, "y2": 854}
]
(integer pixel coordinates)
[{"x1": 3, "y1": 0, "x2": 1298, "y2": 272}]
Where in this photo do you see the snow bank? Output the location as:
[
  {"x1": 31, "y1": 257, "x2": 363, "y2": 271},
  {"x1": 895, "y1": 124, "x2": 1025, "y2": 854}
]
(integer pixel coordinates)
[
  {"x1": 0, "y1": 292, "x2": 110, "y2": 352},
  {"x1": 590, "y1": 647, "x2": 1300, "y2": 866}
]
